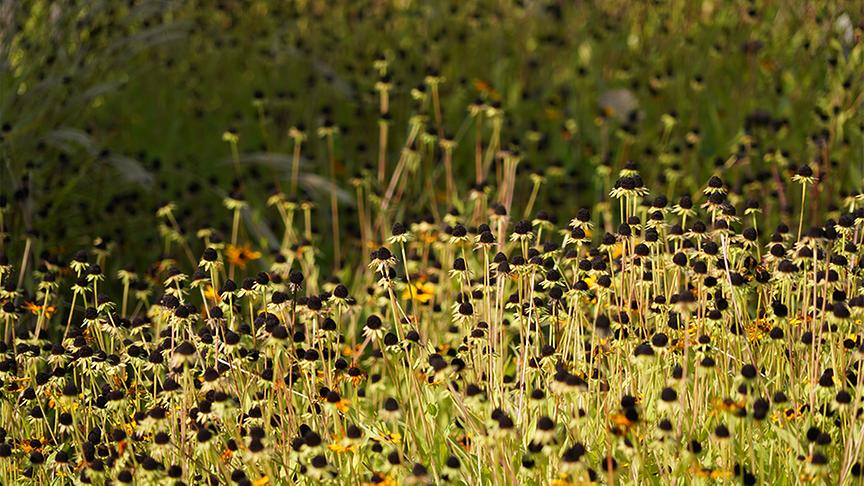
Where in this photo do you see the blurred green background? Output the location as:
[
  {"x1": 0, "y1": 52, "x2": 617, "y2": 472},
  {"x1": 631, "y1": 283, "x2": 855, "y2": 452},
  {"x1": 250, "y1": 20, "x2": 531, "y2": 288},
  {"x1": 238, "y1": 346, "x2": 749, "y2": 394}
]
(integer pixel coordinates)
[{"x1": 1, "y1": 0, "x2": 863, "y2": 271}]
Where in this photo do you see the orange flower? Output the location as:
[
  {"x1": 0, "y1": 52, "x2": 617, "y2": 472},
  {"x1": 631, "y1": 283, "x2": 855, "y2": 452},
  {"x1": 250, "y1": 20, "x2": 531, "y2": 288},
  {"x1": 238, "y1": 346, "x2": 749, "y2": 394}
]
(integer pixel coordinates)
[
  {"x1": 24, "y1": 301, "x2": 56, "y2": 319},
  {"x1": 342, "y1": 344, "x2": 364, "y2": 357},
  {"x1": 225, "y1": 243, "x2": 262, "y2": 269},
  {"x1": 610, "y1": 413, "x2": 635, "y2": 428},
  {"x1": 20, "y1": 436, "x2": 46, "y2": 454},
  {"x1": 472, "y1": 79, "x2": 500, "y2": 100},
  {"x1": 331, "y1": 398, "x2": 351, "y2": 413},
  {"x1": 348, "y1": 371, "x2": 366, "y2": 387},
  {"x1": 456, "y1": 434, "x2": 472, "y2": 452}
]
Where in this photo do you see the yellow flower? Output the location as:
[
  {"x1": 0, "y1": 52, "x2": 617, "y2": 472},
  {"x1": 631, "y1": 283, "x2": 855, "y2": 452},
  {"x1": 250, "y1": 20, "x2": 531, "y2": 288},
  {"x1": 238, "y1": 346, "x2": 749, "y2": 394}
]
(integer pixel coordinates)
[
  {"x1": 689, "y1": 465, "x2": 730, "y2": 479},
  {"x1": 671, "y1": 326, "x2": 699, "y2": 351},
  {"x1": 333, "y1": 399, "x2": 351, "y2": 413},
  {"x1": 327, "y1": 442, "x2": 357, "y2": 453},
  {"x1": 772, "y1": 404, "x2": 804, "y2": 423},
  {"x1": 363, "y1": 474, "x2": 397, "y2": 486},
  {"x1": 124, "y1": 420, "x2": 137, "y2": 437},
  {"x1": 611, "y1": 242, "x2": 623, "y2": 259},
  {"x1": 203, "y1": 285, "x2": 222, "y2": 304},
  {"x1": 711, "y1": 470, "x2": 733, "y2": 480},
  {"x1": 225, "y1": 243, "x2": 262, "y2": 269},
  {"x1": 402, "y1": 278, "x2": 435, "y2": 304},
  {"x1": 746, "y1": 318, "x2": 773, "y2": 342},
  {"x1": 420, "y1": 232, "x2": 438, "y2": 244},
  {"x1": 711, "y1": 398, "x2": 746, "y2": 415},
  {"x1": 377, "y1": 432, "x2": 401, "y2": 444},
  {"x1": 56, "y1": 400, "x2": 80, "y2": 414}
]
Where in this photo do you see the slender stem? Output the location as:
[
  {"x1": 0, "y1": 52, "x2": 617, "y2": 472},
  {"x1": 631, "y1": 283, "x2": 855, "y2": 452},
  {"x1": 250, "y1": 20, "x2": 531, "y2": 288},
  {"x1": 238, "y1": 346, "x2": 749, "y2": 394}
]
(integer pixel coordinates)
[{"x1": 797, "y1": 184, "x2": 807, "y2": 242}]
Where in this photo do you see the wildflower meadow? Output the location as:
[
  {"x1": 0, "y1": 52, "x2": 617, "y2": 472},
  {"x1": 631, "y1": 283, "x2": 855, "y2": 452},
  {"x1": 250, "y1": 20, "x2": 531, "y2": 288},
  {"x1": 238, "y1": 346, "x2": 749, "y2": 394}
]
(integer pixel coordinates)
[{"x1": 1, "y1": 1, "x2": 864, "y2": 485}]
